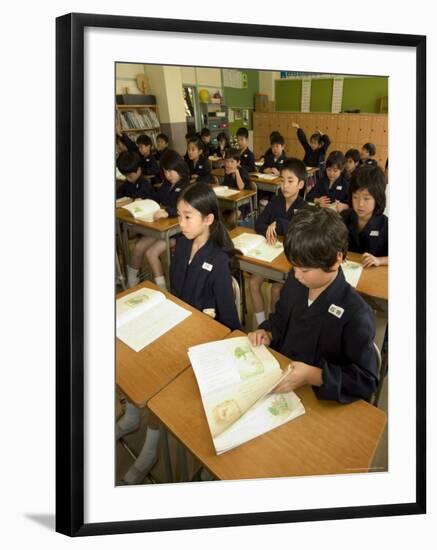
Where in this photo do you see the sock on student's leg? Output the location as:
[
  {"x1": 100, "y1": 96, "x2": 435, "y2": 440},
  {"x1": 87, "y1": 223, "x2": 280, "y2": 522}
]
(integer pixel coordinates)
[
  {"x1": 254, "y1": 311, "x2": 266, "y2": 326},
  {"x1": 123, "y1": 427, "x2": 160, "y2": 484},
  {"x1": 154, "y1": 275, "x2": 167, "y2": 290},
  {"x1": 127, "y1": 265, "x2": 139, "y2": 288},
  {"x1": 116, "y1": 402, "x2": 140, "y2": 440}
]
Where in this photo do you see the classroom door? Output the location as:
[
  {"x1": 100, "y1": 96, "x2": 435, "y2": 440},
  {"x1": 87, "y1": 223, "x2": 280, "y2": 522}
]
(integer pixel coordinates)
[{"x1": 183, "y1": 86, "x2": 201, "y2": 134}]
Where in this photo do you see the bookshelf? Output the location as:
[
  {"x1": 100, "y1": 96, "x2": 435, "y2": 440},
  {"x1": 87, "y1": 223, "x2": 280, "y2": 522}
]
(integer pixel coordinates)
[{"x1": 116, "y1": 104, "x2": 161, "y2": 145}]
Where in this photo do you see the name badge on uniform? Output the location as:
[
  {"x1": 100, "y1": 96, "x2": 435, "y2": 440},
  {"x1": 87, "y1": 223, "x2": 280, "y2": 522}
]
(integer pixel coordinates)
[
  {"x1": 370, "y1": 230, "x2": 380, "y2": 237},
  {"x1": 279, "y1": 159, "x2": 284, "y2": 164},
  {"x1": 175, "y1": 187, "x2": 181, "y2": 192},
  {"x1": 202, "y1": 262, "x2": 213, "y2": 271},
  {"x1": 329, "y1": 304, "x2": 344, "y2": 319},
  {"x1": 336, "y1": 186, "x2": 342, "y2": 190},
  {"x1": 146, "y1": 158, "x2": 150, "y2": 162},
  {"x1": 198, "y1": 165, "x2": 203, "y2": 169},
  {"x1": 243, "y1": 154, "x2": 248, "y2": 158}
]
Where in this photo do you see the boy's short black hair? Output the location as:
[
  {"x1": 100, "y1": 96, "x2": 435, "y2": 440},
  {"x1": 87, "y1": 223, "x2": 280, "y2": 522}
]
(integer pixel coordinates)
[
  {"x1": 271, "y1": 133, "x2": 285, "y2": 146},
  {"x1": 187, "y1": 135, "x2": 206, "y2": 153},
  {"x1": 156, "y1": 133, "x2": 169, "y2": 144},
  {"x1": 350, "y1": 165, "x2": 386, "y2": 215},
  {"x1": 345, "y1": 148, "x2": 360, "y2": 163},
  {"x1": 269, "y1": 130, "x2": 281, "y2": 141},
  {"x1": 224, "y1": 148, "x2": 241, "y2": 161},
  {"x1": 185, "y1": 131, "x2": 197, "y2": 140},
  {"x1": 200, "y1": 127, "x2": 211, "y2": 137},
  {"x1": 136, "y1": 134, "x2": 152, "y2": 147},
  {"x1": 362, "y1": 142, "x2": 376, "y2": 156},
  {"x1": 236, "y1": 127, "x2": 249, "y2": 139},
  {"x1": 116, "y1": 151, "x2": 142, "y2": 175},
  {"x1": 285, "y1": 207, "x2": 348, "y2": 272},
  {"x1": 326, "y1": 150, "x2": 345, "y2": 170},
  {"x1": 280, "y1": 157, "x2": 307, "y2": 183},
  {"x1": 310, "y1": 133, "x2": 322, "y2": 144}
]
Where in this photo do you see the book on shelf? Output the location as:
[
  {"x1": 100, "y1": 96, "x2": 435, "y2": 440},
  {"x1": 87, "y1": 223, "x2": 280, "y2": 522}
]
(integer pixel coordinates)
[
  {"x1": 232, "y1": 232, "x2": 284, "y2": 262},
  {"x1": 121, "y1": 199, "x2": 161, "y2": 221},
  {"x1": 188, "y1": 336, "x2": 305, "y2": 454},
  {"x1": 117, "y1": 287, "x2": 192, "y2": 352},
  {"x1": 212, "y1": 185, "x2": 240, "y2": 198}
]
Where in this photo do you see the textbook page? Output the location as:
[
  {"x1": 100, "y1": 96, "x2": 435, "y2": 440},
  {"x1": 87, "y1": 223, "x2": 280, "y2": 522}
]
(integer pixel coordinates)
[
  {"x1": 342, "y1": 260, "x2": 363, "y2": 288},
  {"x1": 256, "y1": 173, "x2": 279, "y2": 181},
  {"x1": 122, "y1": 199, "x2": 160, "y2": 221},
  {"x1": 232, "y1": 232, "x2": 284, "y2": 262},
  {"x1": 214, "y1": 390, "x2": 305, "y2": 454},
  {"x1": 213, "y1": 186, "x2": 240, "y2": 197},
  {"x1": 188, "y1": 336, "x2": 287, "y2": 438},
  {"x1": 116, "y1": 287, "x2": 165, "y2": 328},
  {"x1": 116, "y1": 290, "x2": 192, "y2": 352}
]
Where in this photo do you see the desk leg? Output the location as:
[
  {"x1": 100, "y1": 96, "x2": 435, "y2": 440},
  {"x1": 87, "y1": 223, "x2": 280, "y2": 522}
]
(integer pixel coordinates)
[
  {"x1": 177, "y1": 442, "x2": 189, "y2": 483},
  {"x1": 120, "y1": 220, "x2": 130, "y2": 268},
  {"x1": 159, "y1": 423, "x2": 173, "y2": 483},
  {"x1": 165, "y1": 232, "x2": 171, "y2": 286}
]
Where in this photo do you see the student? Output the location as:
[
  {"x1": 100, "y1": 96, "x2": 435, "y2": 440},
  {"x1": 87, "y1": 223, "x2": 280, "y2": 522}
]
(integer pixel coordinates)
[
  {"x1": 343, "y1": 148, "x2": 360, "y2": 182},
  {"x1": 200, "y1": 127, "x2": 214, "y2": 157},
  {"x1": 260, "y1": 133, "x2": 287, "y2": 174},
  {"x1": 171, "y1": 183, "x2": 241, "y2": 329},
  {"x1": 248, "y1": 207, "x2": 379, "y2": 403},
  {"x1": 116, "y1": 152, "x2": 157, "y2": 200},
  {"x1": 135, "y1": 134, "x2": 161, "y2": 181},
  {"x1": 153, "y1": 133, "x2": 169, "y2": 162},
  {"x1": 215, "y1": 131, "x2": 230, "y2": 159},
  {"x1": 186, "y1": 136, "x2": 213, "y2": 185},
  {"x1": 360, "y1": 143, "x2": 378, "y2": 166},
  {"x1": 292, "y1": 122, "x2": 331, "y2": 168},
  {"x1": 236, "y1": 126, "x2": 256, "y2": 173},
  {"x1": 120, "y1": 183, "x2": 241, "y2": 485},
  {"x1": 340, "y1": 165, "x2": 388, "y2": 267},
  {"x1": 306, "y1": 150, "x2": 349, "y2": 211},
  {"x1": 115, "y1": 120, "x2": 138, "y2": 155},
  {"x1": 249, "y1": 158, "x2": 307, "y2": 327},
  {"x1": 183, "y1": 131, "x2": 197, "y2": 162},
  {"x1": 219, "y1": 148, "x2": 253, "y2": 228},
  {"x1": 125, "y1": 150, "x2": 190, "y2": 289},
  {"x1": 260, "y1": 131, "x2": 282, "y2": 164}
]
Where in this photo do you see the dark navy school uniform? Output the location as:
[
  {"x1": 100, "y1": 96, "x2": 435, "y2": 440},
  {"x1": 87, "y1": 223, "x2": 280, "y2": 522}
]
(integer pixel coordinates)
[
  {"x1": 360, "y1": 158, "x2": 378, "y2": 167},
  {"x1": 170, "y1": 235, "x2": 241, "y2": 330},
  {"x1": 260, "y1": 151, "x2": 287, "y2": 173},
  {"x1": 297, "y1": 128, "x2": 331, "y2": 167},
  {"x1": 215, "y1": 145, "x2": 229, "y2": 159},
  {"x1": 153, "y1": 146, "x2": 168, "y2": 163},
  {"x1": 262, "y1": 147, "x2": 274, "y2": 163},
  {"x1": 259, "y1": 268, "x2": 378, "y2": 403},
  {"x1": 255, "y1": 193, "x2": 307, "y2": 237},
  {"x1": 116, "y1": 175, "x2": 156, "y2": 200},
  {"x1": 119, "y1": 133, "x2": 138, "y2": 153},
  {"x1": 141, "y1": 153, "x2": 160, "y2": 181},
  {"x1": 239, "y1": 147, "x2": 256, "y2": 173},
  {"x1": 186, "y1": 155, "x2": 213, "y2": 185},
  {"x1": 155, "y1": 177, "x2": 189, "y2": 217},
  {"x1": 223, "y1": 165, "x2": 252, "y2": 190},
  {"x1": 201, "y1": 141, "x2": 214, "y2": 158},
  {"x1": 341, "y1": 209, "x2": 388, "y2": 257},
  {"x1": 306, "y1": 174, "x2": 350, "y2": 204}
]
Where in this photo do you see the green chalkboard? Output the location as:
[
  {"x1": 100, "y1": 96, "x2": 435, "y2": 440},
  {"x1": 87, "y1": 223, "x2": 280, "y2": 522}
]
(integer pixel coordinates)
[
  {"x1": 223, "y1": 69, "x2": 259, "y2": 109},
  {"x1": 342, "y1": 77, "x2": 388, "y2": 113},
  {"x1": 275, "y1": 80, "x2": 302, "y2": 111},
  {"x1": 310, "y1": 79, "x2": 333, "y2": 112}
]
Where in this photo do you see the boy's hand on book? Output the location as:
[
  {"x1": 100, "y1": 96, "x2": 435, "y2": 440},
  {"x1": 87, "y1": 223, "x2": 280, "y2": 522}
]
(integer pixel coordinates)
[
  {"x1": 362, "y1": 252, "x2": 380, "y2": 268},
  {"x1": 316, "y1": 196, "x2": 331, "y2": 207},
  {"x1": 272, "y1": 362, "x2": 322, "y2": 393},
  {"x1": 266, "y1": 222, "x2": 277, "y2": 245},
  {"x1": 335, "y1": 201, "x2": 349, "y2": 213},
  {"x1": 248, "y1": 329, "x2": 272, "y2": 347},
  {"x1": 153, "y1": 209, "x2": 168, "y2": 221}
]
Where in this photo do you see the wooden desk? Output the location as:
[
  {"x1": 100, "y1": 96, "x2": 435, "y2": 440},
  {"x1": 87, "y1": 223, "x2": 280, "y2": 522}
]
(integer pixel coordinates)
[
  {"x1": 212, "y1": 186, "x2": 258, "y2": 225},
  {"x1": 116, "y1": 281, "x2": 230, "y2": 408},
  {"x1": 116, "y1": 207, "x2": 181, "y2": 277},
  {"x1": 306, "y1": 166, "x2": 319, "y2": 176},
  {"x1": 149, "y1": 330, "x2": 387, "y2": 480},
  {"x1": 250, "y1": 173, "x2": 282, "y2": 195},
  {"x1": 230, "y1": 227, "x2": 388, "y2": 303}
]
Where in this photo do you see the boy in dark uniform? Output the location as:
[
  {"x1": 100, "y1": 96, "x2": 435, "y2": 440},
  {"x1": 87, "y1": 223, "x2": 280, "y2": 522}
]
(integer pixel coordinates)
[
  {"x1": 250, "y1": 157, "x2": 308, "y2": 326},
  {"x1": 221, "y1": 148, "x2": 253, "y2": 228},
  {"x1": 260, "y1": 133, "x2": 287, "y2": 174},
  {"x1": 249, "y1": 207, "x2": 379, "y2": 403},
  {"x1": 306, "y1": 150, "x2": 349, "y2": 210},
  {"x1": 236, "y1": 126, "x2": 256, "y2": 173},
  {"x1": 116, "y1": 151, "x2": 156, "y2": 200},
  {"x1": 343, "y1": 148, "x2": 361, "y2": 182},
  {"x1": 360, "y1": 143, "x2": 378, "y2": 167},
  {"x1": 153, "y1": 133, "x2": 169, "y2": 162},
  {"x1": 200, "y1": 127, "x2": 214, "y2": 157},
  {"x1": 292, "y1": 122, "x2": 331, "y2": 168}
]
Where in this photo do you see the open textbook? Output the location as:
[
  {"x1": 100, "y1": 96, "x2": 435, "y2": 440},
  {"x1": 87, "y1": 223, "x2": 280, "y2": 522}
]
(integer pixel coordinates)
[
  {"x1": 232, "y1": 232, "x2": 284, "y2": 262},
  {"x1": 188, "y1": 336, "x2": 305, "y2": 454},
  {"x1": 255, "y1": 173, "x2": 279, "y2": 181},
  {"x1": 121, "y1": 199, "x2": 161, "y2": 222},
  {"x1": 342, "y1": 260, "x2": 363, "y2": 288},
  {"x1": 212, "y1": 186, "x2": 240, "y2": 198},
  {"x1": 116, "y1": 287, "x2": 191, "y2": 352}
]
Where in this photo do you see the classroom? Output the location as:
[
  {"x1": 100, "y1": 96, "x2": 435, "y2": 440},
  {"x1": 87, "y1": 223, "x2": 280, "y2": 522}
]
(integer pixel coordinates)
[{"x1": 115, "y1": 62, "x2": 389, "y2": 486}]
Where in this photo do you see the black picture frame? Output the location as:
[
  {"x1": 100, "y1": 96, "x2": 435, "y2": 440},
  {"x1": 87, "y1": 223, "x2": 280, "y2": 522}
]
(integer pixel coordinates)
[{"x1": 56, "y1": 12, "x2": 426, "y2": 537}]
